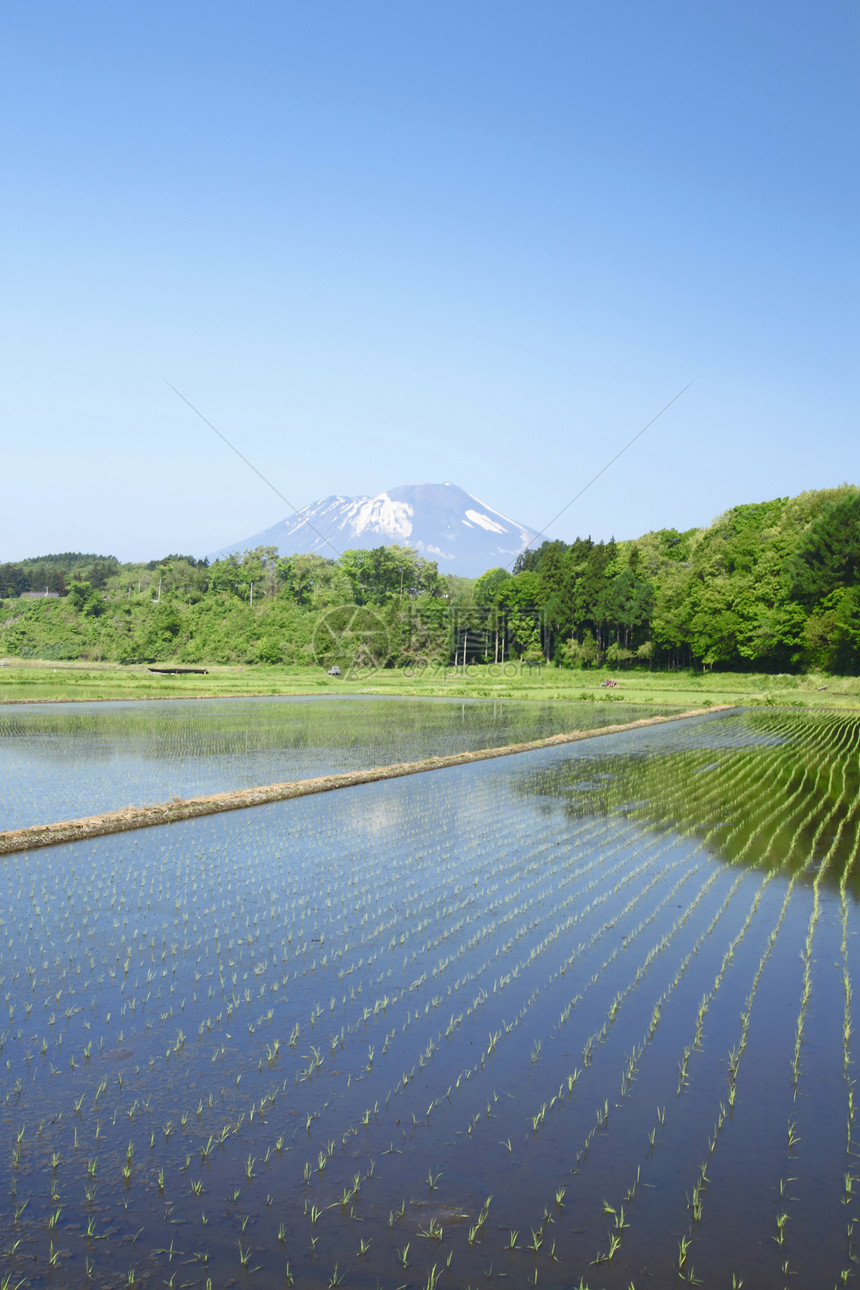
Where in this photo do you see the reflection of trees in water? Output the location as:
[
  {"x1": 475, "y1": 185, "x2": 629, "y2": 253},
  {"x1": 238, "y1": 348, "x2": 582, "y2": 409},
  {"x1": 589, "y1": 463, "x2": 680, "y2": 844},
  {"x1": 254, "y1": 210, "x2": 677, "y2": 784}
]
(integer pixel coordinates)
[
  {"x1": 518, "y1": 709, "x2": 860, "y2": 893},
  {"x1": 0, "y1": 697, "x2": 678, "y2": 832},
  {"x1": 0, "y1": 698, "x2": 676, "y2": 761}
]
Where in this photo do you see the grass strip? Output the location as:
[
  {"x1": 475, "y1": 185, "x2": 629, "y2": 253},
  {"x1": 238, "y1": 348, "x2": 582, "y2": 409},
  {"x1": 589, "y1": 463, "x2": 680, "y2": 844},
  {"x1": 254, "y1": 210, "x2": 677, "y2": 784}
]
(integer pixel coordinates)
[{"x1": 0, "y1": 705, "x2": 733, "y2": 856}]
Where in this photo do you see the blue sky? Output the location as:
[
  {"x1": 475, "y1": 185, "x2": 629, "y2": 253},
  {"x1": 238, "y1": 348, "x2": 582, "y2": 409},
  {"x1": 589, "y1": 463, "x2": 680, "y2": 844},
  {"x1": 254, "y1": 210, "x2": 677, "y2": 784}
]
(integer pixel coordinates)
[{"x1": 3, "y1": 1, "x2": 856, "y2": 563}]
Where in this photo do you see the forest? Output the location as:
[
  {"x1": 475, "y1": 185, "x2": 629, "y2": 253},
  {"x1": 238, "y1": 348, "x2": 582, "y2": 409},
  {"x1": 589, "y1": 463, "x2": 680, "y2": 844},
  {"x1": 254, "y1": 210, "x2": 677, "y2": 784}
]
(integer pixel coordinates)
[{"x1": 1, "y1": 485, "x2": 858, "y2": 673}]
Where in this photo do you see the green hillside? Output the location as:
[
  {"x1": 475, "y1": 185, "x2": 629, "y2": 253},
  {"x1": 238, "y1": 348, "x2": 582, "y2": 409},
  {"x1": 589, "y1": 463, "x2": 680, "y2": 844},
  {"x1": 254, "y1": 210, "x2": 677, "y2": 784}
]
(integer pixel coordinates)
[{"x1": 1, "y1": 485, "x2": 858, "y2": 674}]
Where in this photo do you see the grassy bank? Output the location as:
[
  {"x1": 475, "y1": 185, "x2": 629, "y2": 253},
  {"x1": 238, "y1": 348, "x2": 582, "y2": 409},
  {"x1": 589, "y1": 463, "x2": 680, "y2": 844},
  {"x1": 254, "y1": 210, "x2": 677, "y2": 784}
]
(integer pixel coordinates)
[{"x1": 1, "y1": 656, "x2": 858, "y2": 708}]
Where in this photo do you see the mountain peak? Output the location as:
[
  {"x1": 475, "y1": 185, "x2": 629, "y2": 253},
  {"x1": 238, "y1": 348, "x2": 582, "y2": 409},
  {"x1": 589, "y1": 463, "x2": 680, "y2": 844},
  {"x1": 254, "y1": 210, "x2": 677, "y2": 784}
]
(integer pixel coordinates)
[{"x1": 210, "y1": 483, "x2": 541, "y2": 578}]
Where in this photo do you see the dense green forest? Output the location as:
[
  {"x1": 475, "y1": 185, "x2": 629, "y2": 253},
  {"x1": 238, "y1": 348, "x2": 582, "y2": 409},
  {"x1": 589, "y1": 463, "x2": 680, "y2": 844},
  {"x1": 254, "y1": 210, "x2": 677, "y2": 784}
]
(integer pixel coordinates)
[{"x1": 1, "y1": 485, "x2": 858, "y2": 673}]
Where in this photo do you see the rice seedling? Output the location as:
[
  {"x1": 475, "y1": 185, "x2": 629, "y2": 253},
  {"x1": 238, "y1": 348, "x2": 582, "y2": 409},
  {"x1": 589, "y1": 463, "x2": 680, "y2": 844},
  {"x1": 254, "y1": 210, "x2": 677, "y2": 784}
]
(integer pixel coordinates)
[{"x1": 418, "y1": 1216, "x2": 444, "y2": 1241}]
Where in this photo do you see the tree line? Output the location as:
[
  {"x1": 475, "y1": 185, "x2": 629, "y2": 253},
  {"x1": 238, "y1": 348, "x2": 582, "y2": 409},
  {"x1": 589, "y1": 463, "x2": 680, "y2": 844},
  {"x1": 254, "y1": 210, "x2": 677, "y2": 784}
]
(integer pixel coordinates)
[
  {"x1": 481, "y1": 485, "x2": 859, "y2": 673},
  {"x1": 1, "y1": 485, "x2": 858, "y2": 672}
]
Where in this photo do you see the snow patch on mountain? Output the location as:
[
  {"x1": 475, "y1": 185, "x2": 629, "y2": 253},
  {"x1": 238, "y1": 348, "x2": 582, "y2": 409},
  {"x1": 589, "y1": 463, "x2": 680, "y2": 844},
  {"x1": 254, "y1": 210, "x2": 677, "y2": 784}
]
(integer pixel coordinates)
[
  {"x1": 350, "y1": 494, "x2": 414, "y2": 540},
  {"x1": 464, "y1": 508, "x2": 505, "y2": 534}
]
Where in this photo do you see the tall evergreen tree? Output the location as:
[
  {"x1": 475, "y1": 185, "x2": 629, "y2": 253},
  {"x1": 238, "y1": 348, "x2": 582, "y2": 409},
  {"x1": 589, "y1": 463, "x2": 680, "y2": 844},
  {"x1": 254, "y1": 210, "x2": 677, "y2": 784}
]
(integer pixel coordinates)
[{"x1": 785, "y1": 492, "x2": 860, "y2": 608}]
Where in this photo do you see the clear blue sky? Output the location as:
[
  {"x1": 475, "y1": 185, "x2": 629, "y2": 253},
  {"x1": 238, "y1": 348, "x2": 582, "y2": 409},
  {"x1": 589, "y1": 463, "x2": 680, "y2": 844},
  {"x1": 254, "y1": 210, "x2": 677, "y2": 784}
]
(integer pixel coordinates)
[{"x1": 3, "y1": 1, "x2": 857, "y2": 563}]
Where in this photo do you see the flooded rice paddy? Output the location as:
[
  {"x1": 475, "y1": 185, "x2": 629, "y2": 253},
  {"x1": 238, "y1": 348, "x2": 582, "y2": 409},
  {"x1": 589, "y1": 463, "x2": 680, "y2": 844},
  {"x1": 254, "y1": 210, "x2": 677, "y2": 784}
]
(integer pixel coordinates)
[
  {"x1": 1, "y1": 700, "x2": 859, "y2": 1288},
  {"x1": 0, "y1": 697, "x2": 674, "y2": 832}
]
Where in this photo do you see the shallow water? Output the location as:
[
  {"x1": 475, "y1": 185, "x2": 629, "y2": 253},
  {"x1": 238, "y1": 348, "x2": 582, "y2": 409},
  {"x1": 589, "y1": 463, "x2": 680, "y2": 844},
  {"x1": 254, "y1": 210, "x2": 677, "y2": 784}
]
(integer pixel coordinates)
[
  {"x1": 0, "y1": 694, "x2": 676, "y2": 830},
  {"x1": 1, "y1": 709, "x2": 858, "y2": 1287}
]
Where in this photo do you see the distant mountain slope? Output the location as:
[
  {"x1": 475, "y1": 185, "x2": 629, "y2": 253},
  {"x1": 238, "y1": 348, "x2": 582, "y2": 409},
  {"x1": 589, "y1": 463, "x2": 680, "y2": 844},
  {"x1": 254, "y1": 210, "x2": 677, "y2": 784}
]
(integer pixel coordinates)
[{"x1": 210, "y1": 483, "x2": 544, "y2": 578}]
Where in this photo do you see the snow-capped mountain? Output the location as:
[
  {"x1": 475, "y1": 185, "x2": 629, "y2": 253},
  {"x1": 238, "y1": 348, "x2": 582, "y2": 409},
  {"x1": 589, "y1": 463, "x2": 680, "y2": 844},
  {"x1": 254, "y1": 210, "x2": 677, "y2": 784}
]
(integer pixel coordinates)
[{"x1": 210, "y1": 483, "x2": 544, "y2": 578}]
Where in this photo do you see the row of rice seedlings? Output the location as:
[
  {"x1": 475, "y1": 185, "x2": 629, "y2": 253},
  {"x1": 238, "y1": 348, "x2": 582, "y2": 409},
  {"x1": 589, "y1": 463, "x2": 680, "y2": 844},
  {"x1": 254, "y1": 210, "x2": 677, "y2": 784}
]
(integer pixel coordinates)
[
  {"x1": 0, "y1": 792, "x2": 562, "y2": 1099},
  {"x1": 446, "y1": 833, "x2": 698, "y2": 1078},
  {"x1": 288, "y1": 821, "x2": 697, "y2": 1277},
  {"x1": 585, "y1": 866, "x2": 777, "y2": 1271},
  {"x1": 775, "y1": 752, "x2": 860, "y2": 1283},
  {"x1": 255, "y1": 810, "x2": 706, "y2": 1274},
  {"x1": 4, "y1": 775, "x2": 535, "y2": 1060},
  {"x1": 512, "y1": 716, "x2": 859, "y2": 1284},
  {"x1": 292, "y1": 824, "x2": 660, "y2": 1224},
  {"x1": 554, "y1": 844, "x2": 711, "y2": 1028},
  {"x1": 646, "y1": 724, "x2": 792, "y2": 843},
  {"x1": 467, "y1": 861, "x2": 744, "y2": 1278},
  {"x1": 432, "y1": 842, "x2": 705, "y2": 1125},
  {"x1": 489, "y1": 873, "x2": 759, "y2": 1280},
  {"x1": 5, "y1": 799, "x2": 428, "y2": 1253},
  {"x1": 1, "y1": 763, "x2": 652, "y2": 1279},
  {"x1": 790, "y1": 743, "x2": 858, "y2": 1097},
  {"x1": 11, "y1": 772, "x2": 476, "y2": 1024},
  {"x1": 743, "y1": 714, "x2": 859, "y2": 863},
  {"x1": 482, "y1": 715, "x2": 860, "y2": 1283},
  {"x1": 310, "y1": 816, "x2": 632, "y2": 1061},
  {"x1": 695, "y1": 876, "x2": 799, "y2": 1235},
  {"x1": 623, "y1": 708, "x2": 848, "y2": 879},
  {"x1": 692, "y1": 716, "x2": 836, "y2": 874},
  {"x1": 548, "y1": 863, "x2": 723, "y2": 1153},
  {"x1": 279, "y1": 814, "x2": 697, "y2": 1280},
  {"x1": 543, "y1": 722, "x2": 822, "y2": 1270},
  {"x1": 446, "y1": 865, "x2": 727, "y2": 1270},
  {"x1": 715, "y1": 731, "x2": 831, "y2": 875},
  {"x1": 434, "y1": 845, "x2": 714, "y2": 1169},
  {"x1": 650, "y1": 720, "x2": 860, "y2": 1282},
  {"x1": 839, "y1": 822, "x2": 860, "y2": 1161}
]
